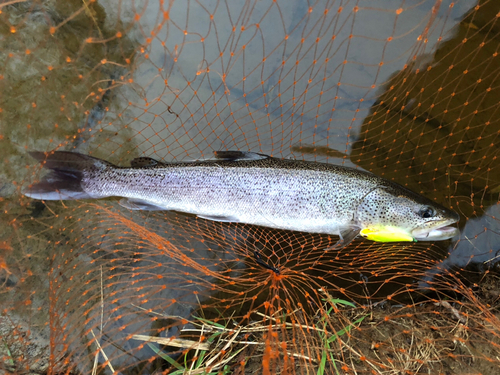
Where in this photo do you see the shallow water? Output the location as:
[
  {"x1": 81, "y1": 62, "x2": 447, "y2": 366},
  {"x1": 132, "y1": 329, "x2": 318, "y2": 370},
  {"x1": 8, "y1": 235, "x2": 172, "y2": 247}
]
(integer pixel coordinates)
[{"x1": 1, "y1": 0, "x2": 499, "y2": 373}]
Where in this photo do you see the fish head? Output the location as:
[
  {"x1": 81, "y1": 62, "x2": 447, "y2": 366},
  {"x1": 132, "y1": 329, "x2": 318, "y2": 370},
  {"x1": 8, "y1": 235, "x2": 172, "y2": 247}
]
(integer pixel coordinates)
[{"x1": 356, "y1": 187, "x2": 460, "y2": 242}]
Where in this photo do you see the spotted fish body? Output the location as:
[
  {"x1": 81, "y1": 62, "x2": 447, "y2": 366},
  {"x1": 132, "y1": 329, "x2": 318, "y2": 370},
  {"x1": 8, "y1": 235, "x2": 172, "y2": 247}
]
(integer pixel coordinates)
[{"x1": 23, "y1": 151, "x2": 460, "y2": 247}]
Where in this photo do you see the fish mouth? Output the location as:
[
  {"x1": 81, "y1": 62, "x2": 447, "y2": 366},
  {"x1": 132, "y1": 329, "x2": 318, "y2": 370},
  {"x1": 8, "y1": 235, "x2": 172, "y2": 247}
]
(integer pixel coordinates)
[{"x1": 411, "y1": 218, "x2": 460, "y2": 241}]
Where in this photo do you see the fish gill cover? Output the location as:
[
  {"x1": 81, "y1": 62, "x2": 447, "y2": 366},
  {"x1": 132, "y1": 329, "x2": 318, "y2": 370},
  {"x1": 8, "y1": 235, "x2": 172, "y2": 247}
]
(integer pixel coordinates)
[{"x1": 1, "y1": 0, "x2": 500, "y2": 374}]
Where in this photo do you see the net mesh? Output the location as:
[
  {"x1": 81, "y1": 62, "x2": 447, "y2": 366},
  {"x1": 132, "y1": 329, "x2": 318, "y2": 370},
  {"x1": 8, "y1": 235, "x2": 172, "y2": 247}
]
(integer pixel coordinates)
[{"x1": 1, "y1": 0, "x2": 500, "y2": 374}]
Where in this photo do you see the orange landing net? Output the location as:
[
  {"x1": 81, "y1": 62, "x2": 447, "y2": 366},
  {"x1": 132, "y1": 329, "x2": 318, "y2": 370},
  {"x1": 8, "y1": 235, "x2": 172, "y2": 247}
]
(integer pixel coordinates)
[{"x1": 1, "y1": 0, "x2": 500, "y2": 374}]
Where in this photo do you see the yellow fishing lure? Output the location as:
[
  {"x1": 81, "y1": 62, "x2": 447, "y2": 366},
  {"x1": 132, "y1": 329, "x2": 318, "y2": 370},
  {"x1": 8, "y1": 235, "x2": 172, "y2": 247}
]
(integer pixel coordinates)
[{"x1": 360, "y1": 227, "x2": 417, "y2": 242}]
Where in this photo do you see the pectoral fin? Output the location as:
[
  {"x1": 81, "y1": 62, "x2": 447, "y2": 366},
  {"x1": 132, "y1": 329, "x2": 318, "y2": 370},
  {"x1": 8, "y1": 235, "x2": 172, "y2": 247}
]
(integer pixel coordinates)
[
  {"x1": 118, "y1": 198, "x2": 167, "y2": 211},
  {"x1": 197, "y1": 214, "x2": 240, "y2": 223},
  {"x1": 324, "y1": 227, "x2": 360, "y2": 251}
]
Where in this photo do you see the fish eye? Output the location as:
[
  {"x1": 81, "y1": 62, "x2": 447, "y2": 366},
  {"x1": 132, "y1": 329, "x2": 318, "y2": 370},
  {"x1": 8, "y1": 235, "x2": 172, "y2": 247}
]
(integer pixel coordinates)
[{"x1": 418, "y1": 206, "x2": 435, "y2": 219}]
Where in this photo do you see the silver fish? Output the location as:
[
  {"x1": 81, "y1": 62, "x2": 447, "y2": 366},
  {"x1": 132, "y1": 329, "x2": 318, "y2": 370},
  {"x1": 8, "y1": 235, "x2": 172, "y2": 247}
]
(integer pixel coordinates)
[{"x1": 23, "y1": 150, "x2": 460, "y2": 248}]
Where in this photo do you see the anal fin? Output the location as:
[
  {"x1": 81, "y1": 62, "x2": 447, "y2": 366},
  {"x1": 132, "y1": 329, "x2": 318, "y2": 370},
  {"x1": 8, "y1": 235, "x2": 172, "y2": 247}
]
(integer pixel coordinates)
[
  {"x1": 119, "y1": 198, "x2": 167, "y2": 211},
  {"x1": 197, "y1": 214, "x2": 240, "y2": 223}
]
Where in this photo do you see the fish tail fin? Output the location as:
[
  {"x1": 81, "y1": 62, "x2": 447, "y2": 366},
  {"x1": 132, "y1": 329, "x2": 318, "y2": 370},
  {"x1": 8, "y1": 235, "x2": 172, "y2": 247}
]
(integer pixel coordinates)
[{"x1": 23, "y1": 151, "x2": 113, "y2": 201}]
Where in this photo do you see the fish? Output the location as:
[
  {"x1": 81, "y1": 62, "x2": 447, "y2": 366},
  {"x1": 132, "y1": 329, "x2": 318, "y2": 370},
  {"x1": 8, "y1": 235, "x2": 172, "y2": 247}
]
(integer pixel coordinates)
[{"x1": 23, "y1": 150, "x2": 460, "y2": 249}]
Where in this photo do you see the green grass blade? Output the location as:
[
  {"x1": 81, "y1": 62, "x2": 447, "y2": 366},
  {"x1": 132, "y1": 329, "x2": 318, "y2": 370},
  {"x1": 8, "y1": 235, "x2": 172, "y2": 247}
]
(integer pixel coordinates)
[{"x1": 146, "y1": 342, "x2": 184, "y2": 371}]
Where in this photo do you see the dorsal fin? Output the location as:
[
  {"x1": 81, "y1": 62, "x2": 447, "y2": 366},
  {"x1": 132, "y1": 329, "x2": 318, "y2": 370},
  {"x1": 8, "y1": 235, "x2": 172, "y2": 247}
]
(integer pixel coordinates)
[
  {"x1": 213, "y1": 151, "x2": 269, "y2": 161},
  {"x1": 130, "y1": 157, "x2": 169, "y2": 168}
]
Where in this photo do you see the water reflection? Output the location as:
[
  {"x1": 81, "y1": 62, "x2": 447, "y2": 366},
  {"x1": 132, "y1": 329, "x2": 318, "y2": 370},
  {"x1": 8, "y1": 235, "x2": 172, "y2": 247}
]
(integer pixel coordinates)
[
  {"x1": 106, "y1": 0, "x2": 475, "y2": 162},
  {"x1": 421, "y1": 204, "x2": 500, "y2": 287},
  {"x1": 350, "y1": 1, "x2": 500, "y2": 216},
  {"x1": 350, "y1": 0, "x2": 500, "y2": 278}
]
